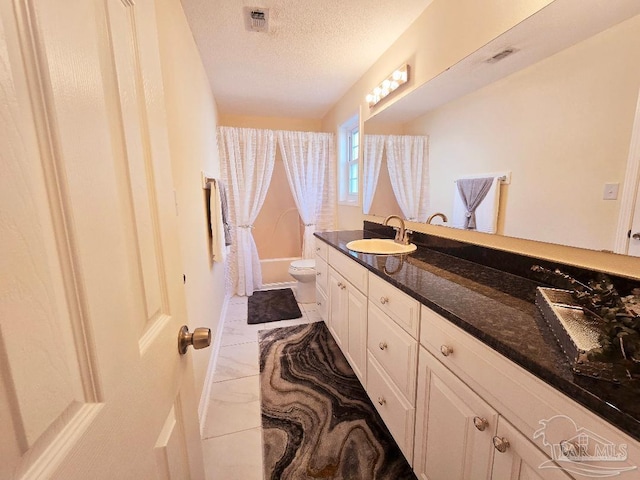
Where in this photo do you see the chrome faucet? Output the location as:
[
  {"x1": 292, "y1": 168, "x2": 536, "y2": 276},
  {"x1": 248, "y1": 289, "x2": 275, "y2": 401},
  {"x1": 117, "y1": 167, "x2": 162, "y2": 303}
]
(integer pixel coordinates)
[
  {"x1": 383, "y1": 215, "x2": 410, "y2": 245},
  {"x1": 427, "y1": 212, "x2": 448, "y2": 224}
]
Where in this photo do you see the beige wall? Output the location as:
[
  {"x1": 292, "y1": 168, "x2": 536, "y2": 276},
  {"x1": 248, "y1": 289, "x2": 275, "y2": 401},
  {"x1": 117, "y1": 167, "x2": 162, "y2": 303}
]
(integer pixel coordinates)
[
  {"x1": 324, "y1": 0, "x2": 640, "y2": 280},
  {"x1": 404, "y1": 14, "x2": 640, "y2": 251},
  {"x1": 156, "y1": 0, "x2": 225, "y2": 404},
  {"x1": 323, "y1": 0, "x2": 553, "y2": 232}
]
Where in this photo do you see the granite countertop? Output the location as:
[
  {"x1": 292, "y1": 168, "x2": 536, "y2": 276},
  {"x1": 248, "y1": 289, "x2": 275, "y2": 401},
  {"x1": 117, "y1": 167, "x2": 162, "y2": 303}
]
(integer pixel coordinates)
[{"x1": 315, "y1": 229, "x2": 640, "y2": 442}]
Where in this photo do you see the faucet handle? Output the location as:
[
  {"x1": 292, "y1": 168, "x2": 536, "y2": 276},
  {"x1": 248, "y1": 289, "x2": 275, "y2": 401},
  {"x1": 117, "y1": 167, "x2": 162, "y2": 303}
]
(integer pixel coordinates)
[{"x1": 402, "y1": 230, "x2": 413, "y2": 244}]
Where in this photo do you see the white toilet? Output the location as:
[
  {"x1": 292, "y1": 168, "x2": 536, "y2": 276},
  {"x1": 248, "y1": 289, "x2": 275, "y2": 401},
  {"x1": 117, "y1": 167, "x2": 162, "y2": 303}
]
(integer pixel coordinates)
[{"x1": 288, "y1": 259, "x2": 316, "y2": 303}]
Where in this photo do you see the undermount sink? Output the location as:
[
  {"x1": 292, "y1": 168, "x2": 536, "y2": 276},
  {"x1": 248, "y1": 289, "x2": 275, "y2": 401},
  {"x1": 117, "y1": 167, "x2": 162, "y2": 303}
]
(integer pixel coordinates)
[{"x1": 345, "y1": 239, "x2": 417, "y2": 255}]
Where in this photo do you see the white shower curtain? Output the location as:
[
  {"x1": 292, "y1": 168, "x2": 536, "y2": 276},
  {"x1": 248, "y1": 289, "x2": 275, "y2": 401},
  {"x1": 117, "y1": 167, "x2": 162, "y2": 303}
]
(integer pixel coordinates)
[
  {"x1": 218, "y1": 126, "x2": 276, "y2": 296},
  {"x1": 277, "y1": 130, "x2": 335, "y2": 259},
  {"x1": 385, "y1": 135, "x2": 430, "y2": 222},
  {"x1": 363, "y1": 135, "x2": 385, "y2": 215}
]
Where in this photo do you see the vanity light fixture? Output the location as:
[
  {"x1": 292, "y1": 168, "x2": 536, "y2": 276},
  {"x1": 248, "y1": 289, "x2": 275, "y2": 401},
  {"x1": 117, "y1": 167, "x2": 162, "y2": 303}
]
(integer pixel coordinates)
[{"x1": 366, "y1": 64, "x2": 409, "y2": 108}]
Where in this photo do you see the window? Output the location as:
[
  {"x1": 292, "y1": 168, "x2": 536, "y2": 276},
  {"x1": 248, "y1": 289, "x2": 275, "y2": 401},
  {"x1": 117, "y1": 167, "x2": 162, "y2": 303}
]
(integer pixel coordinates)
[
  {"x1": 339, "y1": 114, "x2": 360, "y2": 205},
  {"x1": 348, "y1": 127, "x2": 359, "y2": 197}
]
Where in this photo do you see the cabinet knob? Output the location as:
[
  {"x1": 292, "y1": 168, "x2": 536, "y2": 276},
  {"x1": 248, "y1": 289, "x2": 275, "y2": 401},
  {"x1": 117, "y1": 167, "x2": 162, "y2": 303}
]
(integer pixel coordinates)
[
  {"x1": 380, "y1": 296, "x2": 389, "y2": 304},
  {"x1": 440, "y1": 345, "x2": 453, "y2": 357},
  {"x1": 316, "y1": 247, "x2": 321, "y2": 251},
  {"x1": 316, "y1": 271, "x2": 321, "y2": 276},
  {"x1": 473, "y1": 416, "x2": 488, "y2": 431},
  {"x1": 377, "y1": 397, "x2": 386, "y2": 406},
  {"x1": 317, "y1": 301, "x2": 322, "y2": 306},
  {"x1": 337, "y1": 281, "x2": 343, "y2": 288},
  {"x1": 492, "y1": 436, "x2": 510, "y2": 453},
  {"x1": 560, "y1": 440, "x2": 580, "y2": 458},
  {"x1": 379, "y1": 341, "x2": 388, "y2": 350},
  {"x1": 632, "y1": 232, "x2": 640, "y2": 240}
]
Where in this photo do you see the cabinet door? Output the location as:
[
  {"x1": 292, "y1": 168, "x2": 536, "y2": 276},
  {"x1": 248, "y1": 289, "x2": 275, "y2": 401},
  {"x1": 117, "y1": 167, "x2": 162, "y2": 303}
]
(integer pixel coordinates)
[
  {"x1": 328, "y1": 268, "x2": 348, "y2": 348},
  {"x1": 346, "y1": 285, "x2": 367, "y2": 385},
  {"x1": 491, "y1": 417, "x2": 573, "y2": 480},
  {"x1": 414, "y1": 347, "x2": 497, "y2": 480}
]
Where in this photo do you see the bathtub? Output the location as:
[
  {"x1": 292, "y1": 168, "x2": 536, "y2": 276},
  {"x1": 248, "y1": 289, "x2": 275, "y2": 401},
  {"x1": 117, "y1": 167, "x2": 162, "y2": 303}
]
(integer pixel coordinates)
[{"x1": 261, "y1": 257, "x2": 300, "y2": 287}]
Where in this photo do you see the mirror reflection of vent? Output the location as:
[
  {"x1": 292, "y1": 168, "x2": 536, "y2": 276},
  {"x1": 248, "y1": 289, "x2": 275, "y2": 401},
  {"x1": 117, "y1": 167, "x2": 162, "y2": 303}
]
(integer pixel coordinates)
[
  {"x1": 485, "y1": 48, "x2": 518, "y2": 64},
  {"x1": 244, "y1": 7, "x2": 269, "y2": 33}
]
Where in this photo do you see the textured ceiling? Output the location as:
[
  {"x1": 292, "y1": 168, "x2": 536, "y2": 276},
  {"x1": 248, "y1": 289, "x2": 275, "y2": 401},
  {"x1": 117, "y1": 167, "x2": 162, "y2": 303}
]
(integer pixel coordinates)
[{"x1": 180, "y1": 0, "x2": 433, "y2": 119}]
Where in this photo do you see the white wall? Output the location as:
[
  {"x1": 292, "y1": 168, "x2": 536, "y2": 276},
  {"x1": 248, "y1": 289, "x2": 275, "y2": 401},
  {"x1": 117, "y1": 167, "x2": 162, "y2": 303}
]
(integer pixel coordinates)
[{"x1": 155, "y1": 0, "x2": 226, "y2": 404}]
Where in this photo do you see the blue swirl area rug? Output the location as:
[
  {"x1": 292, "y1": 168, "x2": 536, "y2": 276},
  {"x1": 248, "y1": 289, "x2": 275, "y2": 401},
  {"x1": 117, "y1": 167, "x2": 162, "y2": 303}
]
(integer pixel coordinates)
[{"x1": 258, "y1": 321, "x2": 416, "y2": 480}]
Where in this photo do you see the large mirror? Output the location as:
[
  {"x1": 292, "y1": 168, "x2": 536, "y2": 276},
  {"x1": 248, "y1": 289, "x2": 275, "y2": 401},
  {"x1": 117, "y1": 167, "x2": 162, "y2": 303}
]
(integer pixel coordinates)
[{"x1": 364, "y1": 0, "x2": 640, "y2": 255}]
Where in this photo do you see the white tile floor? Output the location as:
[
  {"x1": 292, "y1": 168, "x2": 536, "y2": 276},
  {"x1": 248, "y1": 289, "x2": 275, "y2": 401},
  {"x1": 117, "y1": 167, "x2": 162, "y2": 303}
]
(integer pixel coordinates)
[{"x1": 202, "y1": 290, "x2": 322, "y2": 480}]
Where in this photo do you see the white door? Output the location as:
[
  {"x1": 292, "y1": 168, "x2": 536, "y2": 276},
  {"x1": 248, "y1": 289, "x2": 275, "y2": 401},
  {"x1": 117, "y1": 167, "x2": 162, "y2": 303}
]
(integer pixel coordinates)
[
  {"x1": 1, "y1": 0, "x2": 205, "y2": 478},
  {"x1": 617, "y1": 88, "x2": 640, "y2": 257},
  {"x1": 629, "y1": 193, "x2": 640, "y2": 257}
]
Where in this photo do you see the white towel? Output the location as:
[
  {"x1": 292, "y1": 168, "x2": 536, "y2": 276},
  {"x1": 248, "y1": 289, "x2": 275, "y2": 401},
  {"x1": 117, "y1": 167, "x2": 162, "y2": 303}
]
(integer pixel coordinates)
[
  {"x1": 210, "y1": 180, "x2": 227, "y2": 262},
  {"x1": 452, "y1": 176, "x2": 501, "y2": 234}
]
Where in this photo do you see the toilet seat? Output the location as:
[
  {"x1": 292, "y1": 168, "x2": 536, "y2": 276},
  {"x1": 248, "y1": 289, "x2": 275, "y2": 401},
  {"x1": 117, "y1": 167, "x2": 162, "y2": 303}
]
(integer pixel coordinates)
[{"x1": 289, "y1": 259, "x2": 315, "y2": 271}]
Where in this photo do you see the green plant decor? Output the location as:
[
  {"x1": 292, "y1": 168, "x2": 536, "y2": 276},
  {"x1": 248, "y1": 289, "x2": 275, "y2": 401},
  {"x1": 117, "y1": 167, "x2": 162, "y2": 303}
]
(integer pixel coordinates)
[{"x1": 531, "y1": 266, "x2": 640, "y2": 367}]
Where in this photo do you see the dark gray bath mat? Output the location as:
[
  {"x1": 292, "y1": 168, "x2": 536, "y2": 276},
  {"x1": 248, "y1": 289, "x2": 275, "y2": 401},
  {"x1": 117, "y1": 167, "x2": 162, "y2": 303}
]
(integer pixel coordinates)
[
  {"x1": 258, "y1": 322, "x2": 417, "y2": 480},
  {"x1": 247, "y1": 288, "x2": 303, "y2": 325}
]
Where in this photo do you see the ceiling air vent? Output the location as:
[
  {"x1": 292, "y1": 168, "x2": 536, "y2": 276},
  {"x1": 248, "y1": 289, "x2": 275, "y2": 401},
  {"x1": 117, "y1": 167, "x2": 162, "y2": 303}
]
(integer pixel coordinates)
[
  {"x1": 244, "y1": 7, "x2": 269, "y2": 33},
  {"x1": 485, "y1": 48, "x2": 518, "y2": 64}
]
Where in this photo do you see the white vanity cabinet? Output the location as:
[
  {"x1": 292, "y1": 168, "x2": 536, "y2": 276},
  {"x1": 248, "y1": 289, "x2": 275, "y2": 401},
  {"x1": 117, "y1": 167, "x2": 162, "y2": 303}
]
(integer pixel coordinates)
[
  {"x1": 366, "y1": 272, "x2": 421, "y2": 463},
  {"x1": 413, "y1": 346, "x2": 498, "y2": 480},
  {"x1": 314, "y1": 239, "x2": 328, "y2": 322},
  {"x1": 491, "y1": 417, "x2": 573, "y2": 480},
  {"x1": 327, "y1": 247, "x2": 368, "y2": 385},
  {"x1": 317, "y1": 239, "x2": 639, "y2": 480},
  {"x1": 417, "y1": 304, "x2": 639, "y2": 480}
]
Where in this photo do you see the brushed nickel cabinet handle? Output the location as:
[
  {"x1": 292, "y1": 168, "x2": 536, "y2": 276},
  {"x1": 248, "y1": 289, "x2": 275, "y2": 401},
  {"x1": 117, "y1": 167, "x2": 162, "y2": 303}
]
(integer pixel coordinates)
[
  {"x1": 473, "y1": 416, "x2": 488, "y2": 431},
  {"x1": 560, "y1": 440, "x2": 580, "y2": 457},
  {"x1": 377, "y1": 397, "x2": 386, "y2": 406},
  {"x1": 440, "y1": 345, "x2": 453, "y2": 357},
  {"x1": 493, "y1": 436, "x2": 510, "y2": 453},
  {"x1": 379, "y1": 341, "x2": 388, "y2": 350},
  {"x1": 380, "y1": 296, "x2": 389, "y2": 304}
]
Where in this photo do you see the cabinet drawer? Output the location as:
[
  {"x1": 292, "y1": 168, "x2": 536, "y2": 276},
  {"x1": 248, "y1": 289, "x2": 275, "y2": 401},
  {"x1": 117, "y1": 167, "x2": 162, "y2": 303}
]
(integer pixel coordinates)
[
  {"x1": 369, "y1": 273, "x2": 419, "y2": 339},
  {"x1": 367, "y1": 303, "x2": 417, "y2": 402},
  {"x1": 315, "y1": 257, "x2": 328, "y2": 295},
  {"x1": 367, "y1": 353, "x2": 415, "y2": 464},
  {"x1": 315, "y1": 238, "x2": 328, "y2": 261},
  {"x1": 328, "y1": 248, "x2": 368, "y2": 294}
]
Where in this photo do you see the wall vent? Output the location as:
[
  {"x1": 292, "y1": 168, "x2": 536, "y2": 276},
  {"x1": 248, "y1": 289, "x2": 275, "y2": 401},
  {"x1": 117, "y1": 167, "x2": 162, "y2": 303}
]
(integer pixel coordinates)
[
  {"x1": 485, "y1": 48, "x2": 518, "y2": 64},
  {"x1": 244, "y1": 7, "x2": 269, "y2": 33}
]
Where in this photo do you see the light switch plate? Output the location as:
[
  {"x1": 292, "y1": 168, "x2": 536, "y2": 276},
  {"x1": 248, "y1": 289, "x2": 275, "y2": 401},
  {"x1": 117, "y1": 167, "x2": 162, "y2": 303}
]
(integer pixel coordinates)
[{"x1": 603, "y1": 183, "x2": 619, "y2": 200}]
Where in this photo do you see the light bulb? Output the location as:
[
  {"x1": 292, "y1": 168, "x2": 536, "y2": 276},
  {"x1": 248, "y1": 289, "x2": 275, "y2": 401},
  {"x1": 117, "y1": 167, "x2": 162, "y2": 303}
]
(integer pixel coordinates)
[{"x1": 382, "y1": 79, "x2": 391, "y2": 90}]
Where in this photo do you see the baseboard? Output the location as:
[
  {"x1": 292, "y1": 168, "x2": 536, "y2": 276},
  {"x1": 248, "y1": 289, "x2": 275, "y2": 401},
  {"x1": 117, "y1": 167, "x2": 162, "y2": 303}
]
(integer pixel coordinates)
[
  {"x1": 261, "y1": 281, "x2": 296, "y2": 290},
  {"x1": 198, "y1": 293, "x2": 230, "y2": 436}
]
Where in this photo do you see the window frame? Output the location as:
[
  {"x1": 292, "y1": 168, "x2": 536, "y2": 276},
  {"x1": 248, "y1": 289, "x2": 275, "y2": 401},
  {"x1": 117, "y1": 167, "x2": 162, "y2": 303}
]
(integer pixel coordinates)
[{"x1": 338, "y1": 114, "x2": 360, "y2": 206}]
